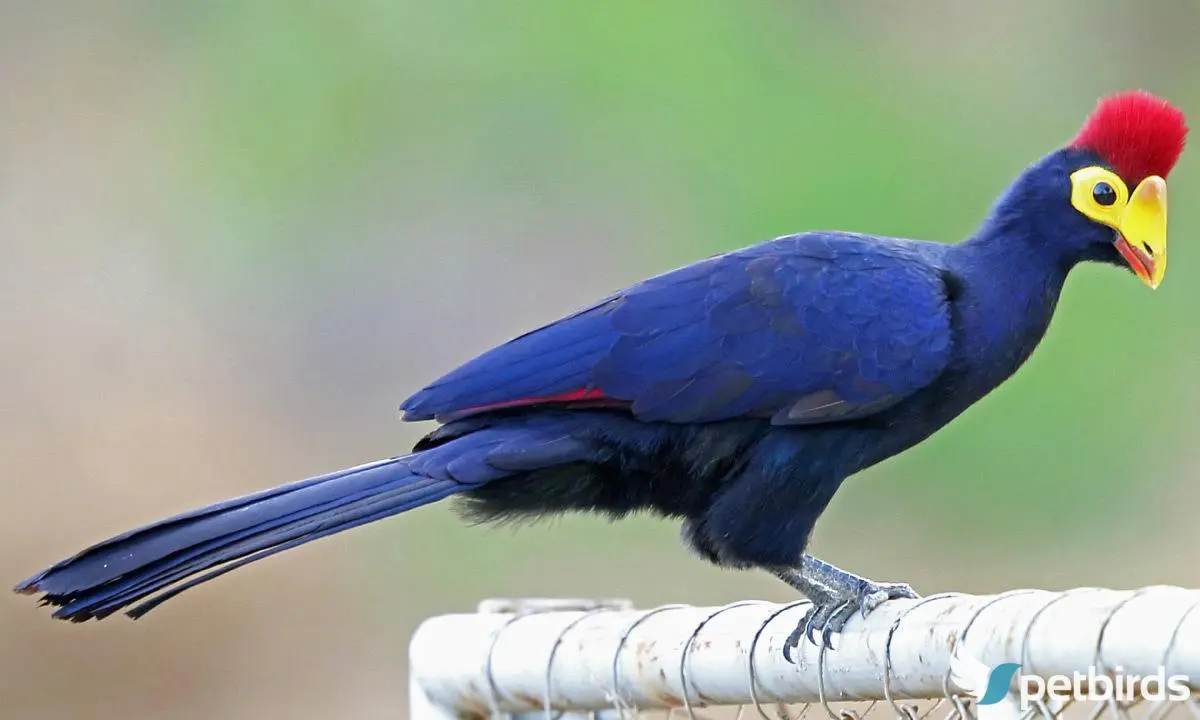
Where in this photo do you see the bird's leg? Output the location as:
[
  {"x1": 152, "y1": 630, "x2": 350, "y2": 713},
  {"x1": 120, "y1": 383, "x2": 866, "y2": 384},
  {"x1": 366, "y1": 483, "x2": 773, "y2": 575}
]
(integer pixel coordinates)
[{"x1": 773, "y1": 554, "x2": 918, "y2": 659}]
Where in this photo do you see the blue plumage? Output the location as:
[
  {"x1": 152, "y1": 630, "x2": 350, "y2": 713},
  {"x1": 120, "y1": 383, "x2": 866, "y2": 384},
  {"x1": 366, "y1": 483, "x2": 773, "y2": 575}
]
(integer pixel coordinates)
[
  {"x1": 402, "y1": 234, "x2": 953, "y2": 425},
  {"x1": 14, "y1": 94, "x2": 1187, "y2": 647}
]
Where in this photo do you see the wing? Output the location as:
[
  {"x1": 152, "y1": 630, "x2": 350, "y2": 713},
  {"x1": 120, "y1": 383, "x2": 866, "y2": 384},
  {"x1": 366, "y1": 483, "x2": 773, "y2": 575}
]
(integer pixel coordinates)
[{"x1": 400, "y1": 232, "x2": 953, "y2": 426}]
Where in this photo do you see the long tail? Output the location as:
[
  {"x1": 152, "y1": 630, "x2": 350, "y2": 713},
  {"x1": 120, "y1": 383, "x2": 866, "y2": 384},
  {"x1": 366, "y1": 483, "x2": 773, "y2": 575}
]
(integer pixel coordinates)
[{"x1": 16, "y1": 455, "x2": 468, "y2": 622}]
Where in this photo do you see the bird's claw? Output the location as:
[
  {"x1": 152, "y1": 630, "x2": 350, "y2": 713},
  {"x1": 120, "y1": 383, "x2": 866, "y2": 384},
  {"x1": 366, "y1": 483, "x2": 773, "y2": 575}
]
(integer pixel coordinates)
[
  {"x1": 859, "y1": 581, "x2": 918, "y2": 616},
  {"x1": 782, "y1": 580, "x2": 918, "y2": 662}
]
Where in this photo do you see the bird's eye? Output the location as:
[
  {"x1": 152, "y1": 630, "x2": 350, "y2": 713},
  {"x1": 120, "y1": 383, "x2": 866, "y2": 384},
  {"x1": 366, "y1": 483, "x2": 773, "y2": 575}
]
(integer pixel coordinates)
[{"x1": 1092, "y1": 182, "x2": 1117, "y2": 206}]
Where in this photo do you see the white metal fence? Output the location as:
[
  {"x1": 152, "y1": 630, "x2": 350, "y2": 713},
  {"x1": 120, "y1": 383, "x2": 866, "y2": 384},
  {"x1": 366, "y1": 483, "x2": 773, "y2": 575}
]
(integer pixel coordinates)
[{"x1": 409, "y1": 587, "x2": 1200, "y2": 720}]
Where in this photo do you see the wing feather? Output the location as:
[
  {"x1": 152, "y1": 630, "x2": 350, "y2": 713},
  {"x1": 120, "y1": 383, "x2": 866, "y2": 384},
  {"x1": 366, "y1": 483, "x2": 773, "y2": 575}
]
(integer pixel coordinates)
[{"x1": 401, "y1": 232, "x2": 953, "y2": 426}]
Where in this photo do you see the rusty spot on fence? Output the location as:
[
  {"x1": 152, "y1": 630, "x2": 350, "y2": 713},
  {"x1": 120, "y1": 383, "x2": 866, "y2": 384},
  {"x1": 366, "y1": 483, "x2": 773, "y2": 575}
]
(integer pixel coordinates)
[
  {"x1": 510, "y1": 691, "x2": 543, "y2": 710},
  {"x1": 449, "y1": 679, "x2": 496, "y2": 720},
  {"x1": 452, "y1": 696, "x2": 492, "y2": 720}
]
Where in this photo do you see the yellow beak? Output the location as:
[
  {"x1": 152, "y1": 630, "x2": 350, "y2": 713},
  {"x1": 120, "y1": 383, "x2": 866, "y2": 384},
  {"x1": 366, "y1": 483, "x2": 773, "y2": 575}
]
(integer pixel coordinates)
[{"x1": 1114, "y1": 175, "x2": 1168, "y2": 289}]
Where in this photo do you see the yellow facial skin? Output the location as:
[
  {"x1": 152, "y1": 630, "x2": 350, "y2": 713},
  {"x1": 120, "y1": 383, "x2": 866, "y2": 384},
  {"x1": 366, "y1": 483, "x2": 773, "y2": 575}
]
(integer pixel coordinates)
[{"x1": 1069, "y1": 166, "x2": 1168, "y2": 289}]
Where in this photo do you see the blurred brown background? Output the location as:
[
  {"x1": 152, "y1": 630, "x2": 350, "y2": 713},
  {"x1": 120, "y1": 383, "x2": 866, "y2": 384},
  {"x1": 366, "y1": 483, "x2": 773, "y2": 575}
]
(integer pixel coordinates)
[{"x1": 3, "y1": 2, "x2": 1200, "y2": 718}]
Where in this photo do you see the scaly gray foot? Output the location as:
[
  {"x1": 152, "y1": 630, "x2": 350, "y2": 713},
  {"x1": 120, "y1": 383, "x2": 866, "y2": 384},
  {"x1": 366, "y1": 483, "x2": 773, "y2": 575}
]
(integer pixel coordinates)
[{"x1": 773, "y1": 555, "x2": 918, "y2": 660}]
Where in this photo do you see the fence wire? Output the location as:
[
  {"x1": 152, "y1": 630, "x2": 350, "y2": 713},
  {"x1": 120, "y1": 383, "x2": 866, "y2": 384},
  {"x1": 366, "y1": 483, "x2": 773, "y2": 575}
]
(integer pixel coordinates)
[{"x1": 569, "y1": 694, "x2": 1200, "y2": 720}]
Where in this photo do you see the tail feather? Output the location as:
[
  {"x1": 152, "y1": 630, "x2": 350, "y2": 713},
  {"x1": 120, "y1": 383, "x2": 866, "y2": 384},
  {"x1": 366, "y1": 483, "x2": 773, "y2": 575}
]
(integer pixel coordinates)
[
  {"x1": 16, "y1": 414, "x2": 609, "y2": 622},
  {"x1": 19, "y1": 458, "x2": 407, "y2": 594},
  {"x1": 85, "y1": 477, "x2": 460, "y2": 620},
  {"x1": 15, "y1": 457, "x2": 462, "y2": 621}
]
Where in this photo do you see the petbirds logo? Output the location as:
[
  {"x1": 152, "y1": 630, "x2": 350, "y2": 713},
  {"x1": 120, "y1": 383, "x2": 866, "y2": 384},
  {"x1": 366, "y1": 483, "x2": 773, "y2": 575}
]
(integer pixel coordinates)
[{"x1": 949, "y1": 646, "x2": 1191, "y2": 714}]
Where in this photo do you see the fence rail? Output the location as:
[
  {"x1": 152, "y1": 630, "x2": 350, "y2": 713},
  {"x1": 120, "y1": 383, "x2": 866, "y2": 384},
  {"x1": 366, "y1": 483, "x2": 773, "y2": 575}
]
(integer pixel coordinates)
[{"x1": 408, "y1": 587, "x2": 1200, "y2": 719}]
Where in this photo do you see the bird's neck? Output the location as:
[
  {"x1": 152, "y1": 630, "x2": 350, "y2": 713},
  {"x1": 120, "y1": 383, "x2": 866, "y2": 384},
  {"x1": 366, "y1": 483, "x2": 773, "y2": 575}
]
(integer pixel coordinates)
[{"x1": 946, "y1": 201, "x2": 1075, "y2": 385}]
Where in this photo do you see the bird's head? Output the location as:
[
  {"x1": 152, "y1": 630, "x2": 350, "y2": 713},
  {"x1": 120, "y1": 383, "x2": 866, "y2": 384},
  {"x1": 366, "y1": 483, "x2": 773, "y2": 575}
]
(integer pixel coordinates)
[
  {"x1": 1065, "y1": 90, "x2": 1187, "y2": 289},
  {"x1": 993, "y1": 91, "x2": 1190, "y2": 288},
  {"x1": 1006, "y1": 91, "x2": 1187, "y2": 289}
]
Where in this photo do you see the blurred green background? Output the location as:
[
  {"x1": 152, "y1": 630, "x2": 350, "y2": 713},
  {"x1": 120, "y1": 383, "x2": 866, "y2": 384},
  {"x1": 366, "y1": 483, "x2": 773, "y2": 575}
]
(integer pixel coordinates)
[{"x1": 3, "y1": 2, "x2": 1199, "y2": 717}]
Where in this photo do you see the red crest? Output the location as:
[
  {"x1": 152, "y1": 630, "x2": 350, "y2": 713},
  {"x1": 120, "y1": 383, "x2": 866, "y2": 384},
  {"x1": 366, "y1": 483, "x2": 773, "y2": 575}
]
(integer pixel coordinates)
[{"x1": 1069, "y1": 90, "x2": 1188, "y2": 185}]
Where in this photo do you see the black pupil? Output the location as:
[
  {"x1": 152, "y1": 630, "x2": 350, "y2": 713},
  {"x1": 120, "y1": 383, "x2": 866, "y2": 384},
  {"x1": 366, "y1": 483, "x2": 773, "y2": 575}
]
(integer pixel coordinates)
[{"x1": 1093, "y1": 182, "x2": 1117, "y2": 206}]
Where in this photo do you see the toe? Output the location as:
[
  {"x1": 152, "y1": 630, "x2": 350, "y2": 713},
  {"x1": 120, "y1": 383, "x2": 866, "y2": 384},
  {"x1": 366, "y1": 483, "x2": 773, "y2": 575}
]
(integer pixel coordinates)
[
  {"x1": 860, "y1": 582, "x2": 919, "y2": 615},
  {"x1": 783, "y1": 605, "x2": 818, "y2": 663},
  {"x1": 822, "y1": 602, "x2": 856, "y2": 648},
  {"x1": 783, "y1": 620, "x2": 807, "y2": 663},
  {"x1": 881, "y1": 582, "x2": 919, "y2": 600},
  {"x1": 859, "y1": 589, "x2": 891, "y2": 616},
  {"x1": 805, "y1": 605, "x2": 831, "y2": 647}
]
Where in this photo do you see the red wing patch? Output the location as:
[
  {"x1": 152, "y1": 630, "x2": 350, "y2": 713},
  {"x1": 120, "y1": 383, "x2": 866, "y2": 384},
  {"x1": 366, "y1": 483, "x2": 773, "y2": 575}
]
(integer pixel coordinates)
[{"x1": 437, "y1": 387, "x2": 627, "y2": 421}]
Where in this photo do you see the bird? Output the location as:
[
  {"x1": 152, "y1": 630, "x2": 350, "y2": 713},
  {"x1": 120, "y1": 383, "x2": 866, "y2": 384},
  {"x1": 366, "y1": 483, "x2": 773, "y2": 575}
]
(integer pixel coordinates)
[{"x1": 15, "y1": 90, "x2": 1187, "y2": 658}]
